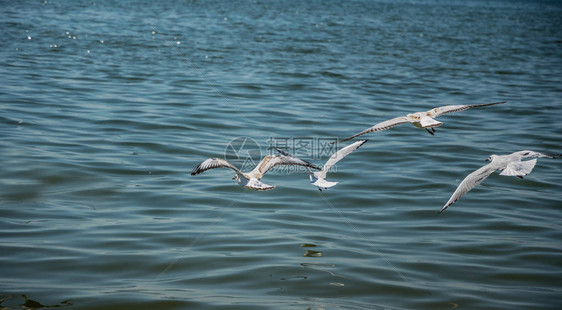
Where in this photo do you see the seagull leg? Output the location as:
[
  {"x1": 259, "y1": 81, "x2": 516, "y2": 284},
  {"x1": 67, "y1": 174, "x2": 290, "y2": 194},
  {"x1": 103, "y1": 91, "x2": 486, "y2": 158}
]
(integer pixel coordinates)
[
  {"x1": 318, "y1": 187, "x2": 322, "y2": 191},
  {"x1": 425, "y1": 128, "x2": 435, "y2": 135}
]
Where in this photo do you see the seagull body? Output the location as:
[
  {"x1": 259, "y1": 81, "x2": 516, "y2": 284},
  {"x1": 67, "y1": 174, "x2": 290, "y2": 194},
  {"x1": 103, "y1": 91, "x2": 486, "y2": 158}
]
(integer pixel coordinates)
[
  {"x1": 191, "y1": 155, "x2": 320, "y2": 191},
  {"x1": 440, "y1": 150, "x2": 560, "y2": 213},
  {"x1": 274, "y1": 140, "x2": 368, "y2": 191},
  {"x1": 309, "y1": 140, "x2": 368, "y2": 190},
  {"x1": 340, "y1": 101, "x2": 506, "y2": 142}
]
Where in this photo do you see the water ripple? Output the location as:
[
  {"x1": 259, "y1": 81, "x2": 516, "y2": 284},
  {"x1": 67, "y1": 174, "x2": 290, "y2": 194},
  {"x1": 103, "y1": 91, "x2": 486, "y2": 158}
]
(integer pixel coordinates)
[{"x1": 2, "y1": 0, "x2": 562, "y2": 309}]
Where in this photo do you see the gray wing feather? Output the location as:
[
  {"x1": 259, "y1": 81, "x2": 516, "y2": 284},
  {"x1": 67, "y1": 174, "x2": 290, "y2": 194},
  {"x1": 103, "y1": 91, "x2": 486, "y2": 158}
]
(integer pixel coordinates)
[
  {"x1": 429, "y1": 101, "x2": 506, "y2": 117},
  {"x1": 191, "y1": 158, "x2": 241, "y2": 176},
  {"x1": 440, "y1": 163, "x2": 498, "y2": 213},
  {"x1": 271, "y1": 148, "x2": 321, "y2": 170},
  {"x1": 258, "y1": 155, "x2": 320, "y2": 175},
  {"x1": 318, "y1": 140, "x2": 368, "y2": 179},
  {"x1": 340, "y1": 116, "x2": 410, "y2": 142},
  {"x1": 516, "y1": 150, "x2": 561, "y2": 159},
  {"x1": 272, "y1": 147, "x2": 292, "y2": 157}
]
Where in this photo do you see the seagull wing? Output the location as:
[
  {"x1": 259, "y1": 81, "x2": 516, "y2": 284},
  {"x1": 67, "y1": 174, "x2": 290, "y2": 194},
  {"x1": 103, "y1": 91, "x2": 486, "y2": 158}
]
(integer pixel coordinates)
[
  {"x1": 499, "y1": 159, "x2": 537, "y2": 177},
  {"x1": 272, "y1": 148, "x2": 321, "y2": 170},
  {"x1": 256, "y1": 155, "x2": 320, "y2": 176},
  {"x1": 191, "y1": 158, "x2": 241, "y2": 176},
  {"x1": 440, "y1": 163, "x2": 498, "y2": 213},
  {"x1": 272, "y1": 147, "x2": 292, "y2": 157},
  {"x1": 340, "y1": 116, "x2": 409, "y2": 142},
  {"x1": 317, "y1": 140, "x2": 368, "y2": 179},
  {"x1": 516, "y1": 150, "x2": 561, "y2": 159},
  {"x1": 428, "y1": 101, "x2": 506, "y2": 118}
]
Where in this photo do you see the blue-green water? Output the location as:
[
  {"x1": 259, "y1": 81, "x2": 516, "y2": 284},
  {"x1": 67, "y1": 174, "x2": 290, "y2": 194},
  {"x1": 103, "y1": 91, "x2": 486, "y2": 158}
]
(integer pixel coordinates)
[{"x1": 1, "y1": 0, "x2": 561, "y2": 309}]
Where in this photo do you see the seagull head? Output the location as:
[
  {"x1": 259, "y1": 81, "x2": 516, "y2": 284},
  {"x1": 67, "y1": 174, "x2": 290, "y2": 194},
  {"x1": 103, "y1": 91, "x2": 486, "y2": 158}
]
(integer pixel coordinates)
[
  {"x1": 232, "y1": 174, "x2": 246, "y2": 185},
  {"x1": 406, "y1": 113, "x2": 421, "y2": 120},
  {"x1": 485, "y1": 155, "x2": 498, "y2": 162}
]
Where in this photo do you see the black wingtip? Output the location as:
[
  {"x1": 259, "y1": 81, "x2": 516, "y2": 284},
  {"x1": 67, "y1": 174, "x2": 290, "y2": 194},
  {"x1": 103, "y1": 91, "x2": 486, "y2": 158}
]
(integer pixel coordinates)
[
  {"x1": 271, "y1": 146, "x2": 286, "y2": 154},
  {"x1": 309, "y1": 163, "x2": 322, "y2": 170},
  {"x1": 190, "y1": 166, "x2": 201, "y2": 176},
  {"x1": 488, "y1": 101, "x2": 507, "y2": 107},
  {"x1": 356, "y1": 139, "x2": 369, "y2": 148}
]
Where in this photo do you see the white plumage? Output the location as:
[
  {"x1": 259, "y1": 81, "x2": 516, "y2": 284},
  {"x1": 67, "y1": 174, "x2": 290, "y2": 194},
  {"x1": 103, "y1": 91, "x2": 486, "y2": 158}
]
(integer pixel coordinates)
[
  {"x1": 340, "y1": 101, "x2": 506, "y2": 142},
  {"x1": 309, "y1": 140, "x2": 368, "y2": 190},
  {"x1": 191, "y1": 155, "x2": 320, "y2": 191},
  {"x1": 440, "y1": 150, "x2": 560, "y2": 213},
  {"x1": 274, "y1": 140, "x2": 368, "y2": 191}
]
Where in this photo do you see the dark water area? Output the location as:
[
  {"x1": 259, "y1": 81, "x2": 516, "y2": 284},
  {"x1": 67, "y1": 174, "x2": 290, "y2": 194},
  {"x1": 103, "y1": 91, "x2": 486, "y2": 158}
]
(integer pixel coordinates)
[{"x1": 1, "y1": 0, "x2": 561, "y2": 309}]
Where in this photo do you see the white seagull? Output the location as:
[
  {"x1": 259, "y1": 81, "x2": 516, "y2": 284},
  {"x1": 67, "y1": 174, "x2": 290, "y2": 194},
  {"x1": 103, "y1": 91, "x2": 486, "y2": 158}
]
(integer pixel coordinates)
[
  {"x1": 191, "y1": 154, "x2": 320, "y2": 191},
  {"x1": 440, "y1": 150, "x2": 560, "y2": 213},
  {"x1": 274, "y1": 140, "x2": 368, "y2": 191},
  {"x1": 340, "y1": 101, "x2": 506, "y2": 142}
]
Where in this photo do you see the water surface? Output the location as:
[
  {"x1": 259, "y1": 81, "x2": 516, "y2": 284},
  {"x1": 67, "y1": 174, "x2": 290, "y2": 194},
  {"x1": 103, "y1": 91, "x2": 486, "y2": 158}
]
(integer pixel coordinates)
[{"x1": 1, "y1": 0, "x2": 562, "y2": 309}]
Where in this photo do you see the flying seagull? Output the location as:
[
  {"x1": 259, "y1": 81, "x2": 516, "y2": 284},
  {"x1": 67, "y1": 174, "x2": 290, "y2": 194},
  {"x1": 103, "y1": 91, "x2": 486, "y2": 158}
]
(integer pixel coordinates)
[
  {"x1": 274, "y1": 140, "x2": 368, "y2": 191},
  {"x1": 439, "y1": 150, "x2": 560, "y2": 213},
  {"x1": 339, "y1": 101, "x2": 506, "y2": 142},
  {"x1": 191, "y1": 154, "x2": 320, "y2": 191}
]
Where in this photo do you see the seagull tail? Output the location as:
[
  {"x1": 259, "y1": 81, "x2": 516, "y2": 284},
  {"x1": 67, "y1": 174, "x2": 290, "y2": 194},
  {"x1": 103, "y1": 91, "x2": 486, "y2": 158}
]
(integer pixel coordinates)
[
  {"x1": 244, "y1": 179, "x2": 276, "y2": 191},
  {"x1": 420, "y1": 117, "x2": 443, "y2": 128},
  {"x1": 313, "y1": 179, "x2": 339, "y2": 189}
]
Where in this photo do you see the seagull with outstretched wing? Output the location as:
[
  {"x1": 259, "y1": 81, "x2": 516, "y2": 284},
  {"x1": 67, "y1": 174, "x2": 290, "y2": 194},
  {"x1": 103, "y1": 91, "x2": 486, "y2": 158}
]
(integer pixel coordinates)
[
  {"x1": 440, "y1": 150, "x2": 560, "y2": 213},
  {"x1": 340, "y1": 101, "x2": 506, "y2": 142},
  {"x1": 191, "y1": 154, "x2": 320, "y2": 191},
  {"x1": 274, "y1": 140, "x2": 368, "y2": 191}
]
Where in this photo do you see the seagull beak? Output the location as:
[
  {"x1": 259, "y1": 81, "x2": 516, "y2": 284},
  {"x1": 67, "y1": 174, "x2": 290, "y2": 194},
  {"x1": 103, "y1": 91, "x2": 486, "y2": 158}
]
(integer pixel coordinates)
[{"x1": 485, "y1": 158, "x2": 491, "y2": 162}]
